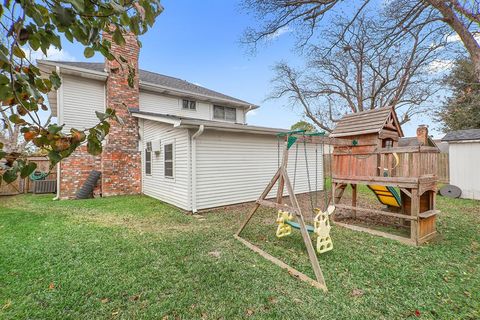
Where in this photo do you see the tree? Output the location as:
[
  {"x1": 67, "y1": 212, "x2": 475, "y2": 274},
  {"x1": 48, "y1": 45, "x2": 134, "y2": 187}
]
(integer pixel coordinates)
[
  {"x1": 290, "y1": 120, "x2": 316, "y2": 132},
  {"x1": 269, "y1": 16, "x2": 444, "y2": 132},
  {"x1": 436, "y1": 58, "x2": 480, "y2": 131},
  {"x1": 243, "y1": 0, "x2": 480, "y2": 80},
  {"x1": 0, "y1": 0, "x2": 162, "y2": 183}
]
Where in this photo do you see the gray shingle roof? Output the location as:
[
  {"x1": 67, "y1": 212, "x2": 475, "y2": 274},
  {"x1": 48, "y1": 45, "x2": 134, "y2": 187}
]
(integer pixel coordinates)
[
  {"x1": 398, "y1": 137, "x2": 437, "y2": 148},
  {"x1": 442, "y1": 129, "x2": 480, "y2": 141},
  {"x1": 42, "y1": 61, "x2": 255, "y2": 107}
]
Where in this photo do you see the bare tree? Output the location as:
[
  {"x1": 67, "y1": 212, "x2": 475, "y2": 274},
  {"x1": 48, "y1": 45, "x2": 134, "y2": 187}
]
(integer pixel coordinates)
[
  {"x1": 269, "y1": 16, "x2": 445, "y2": 132},
  {"x1": 243, "y1": 0, "x2": 480, "y2": 79}
]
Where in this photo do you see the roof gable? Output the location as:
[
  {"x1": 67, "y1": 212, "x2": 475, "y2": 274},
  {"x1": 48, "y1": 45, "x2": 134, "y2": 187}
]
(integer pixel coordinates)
[{"x1": 331, "y1": 107, "x2": 404, "y2": 138}]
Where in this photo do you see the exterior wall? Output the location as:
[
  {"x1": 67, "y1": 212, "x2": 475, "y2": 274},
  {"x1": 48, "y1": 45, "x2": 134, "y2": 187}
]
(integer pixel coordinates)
[
  {"x1": 61, "y1": 74, "x2": 105, "y2": 132},
  {"x1": 139, "y1": 91, "x2": 246, "y2": 124},
  {"x1": 195, "y1": 130, "x2": 323, "y2": 210},
  {"x1": 59, "y1": 146, "x2": 102, "y2": 198},
  {"x1": 449, "y1": 142, "x2": 480, "y2": 200},
  {"x1": 141, "y1": 120, "x2": 191, "y2": 210},
  {"x1": 59, "y1": 30, "x2": 141, "y2": 198}
]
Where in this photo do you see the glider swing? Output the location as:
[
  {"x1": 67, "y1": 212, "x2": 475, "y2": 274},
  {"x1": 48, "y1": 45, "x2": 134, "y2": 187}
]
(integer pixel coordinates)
[{"x1": 235, "y1": 130, "x2": 335, "y2": 291}]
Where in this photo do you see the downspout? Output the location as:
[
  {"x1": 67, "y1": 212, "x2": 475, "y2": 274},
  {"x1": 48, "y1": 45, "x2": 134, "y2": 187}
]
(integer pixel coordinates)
[
  {"x1": 53, "y1": 65, "x2": 61, "y2": 200},
  {"x1": 191, "y1": 125, "x2": 205, "y2": 213},
  {"x1": 244, "y1": 105, "x2": 253, "y2": 124}
]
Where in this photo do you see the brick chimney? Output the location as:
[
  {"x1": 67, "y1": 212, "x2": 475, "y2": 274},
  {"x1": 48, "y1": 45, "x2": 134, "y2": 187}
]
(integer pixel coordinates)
[
  {"x1": 101, "y1": 28, "x2": 141, "y2": 196},
  {"x1": 416, "y1": 125, "x2": 429, "y2": 146}
]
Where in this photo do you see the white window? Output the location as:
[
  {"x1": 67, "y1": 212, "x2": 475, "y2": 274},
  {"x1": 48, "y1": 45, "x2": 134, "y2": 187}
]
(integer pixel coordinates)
[
  {"x1": 164, "y1": 143, "x2": 174, "y2": 178},
  {"x1": 182, "y1": 99, "x2": 196, "y2": 110},
  {"x1": 145, "y1": 142, "x2": 152, "y2": 175},
  {"x1": 213, "y1": 105, "x2": 236, "y2": 122}
]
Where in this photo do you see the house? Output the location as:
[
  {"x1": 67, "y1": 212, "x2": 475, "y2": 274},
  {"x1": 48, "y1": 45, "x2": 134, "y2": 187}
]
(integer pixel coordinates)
[
  {"x1": 37, "y1": 32, "x2": 323, "y2": 212},
  {"x1": 442, "y1": 129, "x2": 480, "y2": 200}
]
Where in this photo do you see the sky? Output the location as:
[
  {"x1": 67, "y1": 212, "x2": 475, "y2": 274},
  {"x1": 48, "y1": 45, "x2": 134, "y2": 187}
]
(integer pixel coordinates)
[{"x1": 42, "y1": 0, "x2": 451, "y2": 138}]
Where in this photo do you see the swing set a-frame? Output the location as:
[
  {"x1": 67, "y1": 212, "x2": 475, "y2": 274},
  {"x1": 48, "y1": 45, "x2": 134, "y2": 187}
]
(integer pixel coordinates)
[{"x1": 235, "y1": 130, "x2": 349, "y2": 292}]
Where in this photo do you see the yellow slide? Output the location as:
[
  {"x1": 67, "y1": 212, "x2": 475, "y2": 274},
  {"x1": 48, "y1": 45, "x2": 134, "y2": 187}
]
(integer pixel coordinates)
[{"x1": 367, "y1": 185, "x2": 402, "y2": 208}]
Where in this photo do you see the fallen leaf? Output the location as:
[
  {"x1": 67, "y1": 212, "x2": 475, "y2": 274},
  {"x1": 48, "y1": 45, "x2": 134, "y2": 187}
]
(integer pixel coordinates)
[
  {"x1": 351, "y1": 288, "x2": 364, "y2": 297},
  {"x1": 415, "y1": 309, "x2": 421, "y2": 317},
  {"x1": 268, "y1": 296, "x2": 278, "y2": 304},
  {"x1": 2, "y1": 300, "x2": 12, "y2": 310},
  {"x1": 201, "y1": 312, "x2": 208, "y2": 319},
  {"x1": 245, "y1": 309, "x2": 254, "y2": 317},
  {"x1": 208, "y1": 251, "x2": 221, "y2": 258},
  {"x1": 48, "y1": 283, "x2": 55, "y2": 290},
  {"x1": 129, "y1": 295, "x2": 140, "y2": 301},
  {"x1": 101, "y1": 298, "x2": 109, "y2": 304}
]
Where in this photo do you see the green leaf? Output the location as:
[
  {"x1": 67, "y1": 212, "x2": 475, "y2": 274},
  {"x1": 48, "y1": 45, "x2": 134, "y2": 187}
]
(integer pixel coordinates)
[
  {"x1": 84, "y1": 47, "x2": 95, "y2": 58},
  {"x1": 3, "y1": 169, "x2": 18, "y2": 183},
  {"x1": 20, "y1": 162, "x2": 37, "y2": 178},
  {"x1": 113, "y1": 28, "x2": 126, "y2": 46},
  {"x1": 67, "y1": 0, "x2": 85, "y2": 12},
  {"x1": 12, "y1": 46, "x2": 26, "y2": 59},
  {"x1": 48, "y1": 150, "x2": 62, "y2": 166},
  {"x1": 47, "y1": 124, "x2": 64, "y2": 134}
]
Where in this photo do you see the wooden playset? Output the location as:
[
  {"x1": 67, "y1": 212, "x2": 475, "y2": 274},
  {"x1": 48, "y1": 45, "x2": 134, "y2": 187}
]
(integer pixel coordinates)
[
  {"x1": 235, "y1": 107, "x2": 440, "y2": 291},
  {"x1": 330, "y1": 107, "x2": 439, "y2": 245}
]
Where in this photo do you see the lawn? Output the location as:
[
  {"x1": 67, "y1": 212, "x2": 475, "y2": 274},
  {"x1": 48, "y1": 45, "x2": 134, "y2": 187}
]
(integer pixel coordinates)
[{"x1": 0, "y1": 193, "x2": 479, "y2": 319}]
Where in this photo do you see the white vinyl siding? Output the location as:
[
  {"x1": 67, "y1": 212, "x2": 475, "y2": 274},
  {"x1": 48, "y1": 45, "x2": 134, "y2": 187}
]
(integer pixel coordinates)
[
  {"x1": 141, "y1": 120, "x2": 190, "y2": 210},
  {"x1": 449, "y1": 142, "x2": 480, "y2": 200},
  {"x1": 140, "y1": 91, "x2": 210, "y2": 119},
  {"x1": 61, "y1": 74, "x2": 105, "y2": 132},
  {"x1": 195, "y1": 131, "x2": 323, "y2": 210},
  {"x1": 139, "y1": 91, "x2": 247, "y2": 124}
]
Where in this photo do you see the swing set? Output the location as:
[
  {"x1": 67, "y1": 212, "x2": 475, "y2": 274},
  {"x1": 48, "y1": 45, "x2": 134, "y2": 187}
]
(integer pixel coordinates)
[{"x1": 235, "y1": 129, "x2": 342, "y2": 292}]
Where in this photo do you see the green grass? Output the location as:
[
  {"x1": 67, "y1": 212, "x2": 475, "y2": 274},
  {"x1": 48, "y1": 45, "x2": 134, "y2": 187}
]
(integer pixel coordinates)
[{"x1": 0, "y1": 193, "x2": 479, "y2": 319}]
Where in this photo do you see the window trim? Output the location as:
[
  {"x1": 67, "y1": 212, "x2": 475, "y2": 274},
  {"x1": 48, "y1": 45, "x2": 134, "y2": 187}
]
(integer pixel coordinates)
[
  {"x1": 145, "y1": 142, "x2": 152, "y2": 176},
  {"x1": 164, "y1": 142, "x2": 174, "y2": 179},
  {"x1": 182, "y1": 99, "x2": 196, "y2": 111},
  {"x1": 213, "y1": 105, "x2": 236, "y2": 122}
]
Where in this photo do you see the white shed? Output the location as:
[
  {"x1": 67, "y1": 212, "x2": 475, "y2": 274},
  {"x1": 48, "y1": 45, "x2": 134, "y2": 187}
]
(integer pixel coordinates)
[{"x1": 442, "y1": 129, "x2": 480, "y2": 200}]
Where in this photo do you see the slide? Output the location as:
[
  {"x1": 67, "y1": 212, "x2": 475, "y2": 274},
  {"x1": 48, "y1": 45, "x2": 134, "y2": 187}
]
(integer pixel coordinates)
[{"x1": 367, "y1": 185, "x2": 402, "y2": 208}]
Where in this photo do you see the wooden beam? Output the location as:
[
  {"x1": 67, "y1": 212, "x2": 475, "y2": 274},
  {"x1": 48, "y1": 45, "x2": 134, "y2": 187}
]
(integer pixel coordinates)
[
  {"x1": 334, "y1": 204, "x2": 417, "y2": 221},
  {"x1": 332, "y1": 221, "x2": 416, "y2": 246},
  {"x1": 256, "y1": 199, "x2": 298, "y2": 214},
  {"x1": 282, "y1": 168, "x2": 327, "y2": 289},
  {"x1": 400, "y1": 188, "x2": 412, "y2": 198},
  {"x1": 332, "y1": 175, "x2": 418, "y2": 188},
  {"x1": 418, "y1": 210, "x2": 439, "y2": 219},
  {"x1": 234, "y1": 235, "x2": 327, "y2": 291}
]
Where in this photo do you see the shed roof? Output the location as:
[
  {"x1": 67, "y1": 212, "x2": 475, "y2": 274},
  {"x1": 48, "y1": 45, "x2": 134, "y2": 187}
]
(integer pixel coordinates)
[
  {"x1": 442, "y1": 129, "x2": 480, "y2": 142},
  {"x1": 330, "y1": 107, "x2": 404, "y2": 138}
]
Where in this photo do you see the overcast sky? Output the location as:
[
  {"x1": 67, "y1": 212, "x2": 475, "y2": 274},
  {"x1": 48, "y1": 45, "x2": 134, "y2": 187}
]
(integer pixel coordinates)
[{"x1": 40, "y1": 0, "x2": 453, "y2": 138}]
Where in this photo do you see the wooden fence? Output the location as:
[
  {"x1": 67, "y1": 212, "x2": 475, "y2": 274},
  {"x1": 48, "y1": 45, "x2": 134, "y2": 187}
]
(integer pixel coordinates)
[
  {"x1": 437, "y1": 153, "x2": 449, "y2": 183},
  {"x1": 0, "y1": 156, "x2": 57, "y2": 196}
]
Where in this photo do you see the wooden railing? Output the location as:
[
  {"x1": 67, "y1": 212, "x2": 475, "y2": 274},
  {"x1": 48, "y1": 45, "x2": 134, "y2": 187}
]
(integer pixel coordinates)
[{"x1": 332, "y1": 146, "x2": 439, "y2": 181}]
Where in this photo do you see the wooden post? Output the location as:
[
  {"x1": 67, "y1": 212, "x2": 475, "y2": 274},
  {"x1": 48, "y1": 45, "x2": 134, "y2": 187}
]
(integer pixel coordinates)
[
  {"x1": 351, "y1": 184, "x2": 357, "y2": 219},
  {"x1": 410, "y1": 188, "x2": 419, "y2": 245}
]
